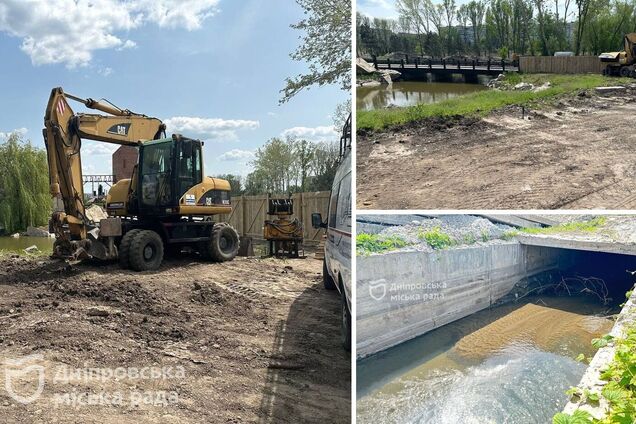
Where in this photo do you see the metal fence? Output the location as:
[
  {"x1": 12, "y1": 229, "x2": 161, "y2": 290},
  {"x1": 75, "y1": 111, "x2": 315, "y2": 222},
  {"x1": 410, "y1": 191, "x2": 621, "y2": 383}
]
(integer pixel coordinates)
[
  {"x1": 220, "y1": 192, "x2": 331, "y2": 246},
  {"x1": 519, "y1": 56, "x2": 602, "y2": 74}
]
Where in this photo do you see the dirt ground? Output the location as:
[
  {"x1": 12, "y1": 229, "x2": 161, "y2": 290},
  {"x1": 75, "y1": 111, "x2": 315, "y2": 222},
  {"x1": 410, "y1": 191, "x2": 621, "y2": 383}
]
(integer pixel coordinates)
[
  {"x1": 0, "y1": 254, "x2": 350, "y2": 423},
  {"x1": 357, "y1": 87, "x2": 636, "y2": 209}
]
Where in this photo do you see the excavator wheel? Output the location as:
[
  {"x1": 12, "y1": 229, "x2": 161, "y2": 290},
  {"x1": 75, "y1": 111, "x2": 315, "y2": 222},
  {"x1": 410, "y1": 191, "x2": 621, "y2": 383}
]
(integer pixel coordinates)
[
  {"x1": 620, "y1": 66, "x2": 631, "y2": 77},
  {"x1": 199, "y1": 223, "x2": 240, "y2": 262},
  {"x1": 118, "y1": 229, "x2": 142, "y2": 269},
  {"x1": 128, "y1": 230, "x2": 164, "y2": 272}
]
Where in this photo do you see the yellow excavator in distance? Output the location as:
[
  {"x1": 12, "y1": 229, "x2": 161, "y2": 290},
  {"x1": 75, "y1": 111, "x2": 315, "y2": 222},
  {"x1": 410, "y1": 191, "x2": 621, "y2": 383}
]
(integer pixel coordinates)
[
  {"x1": 44, "y1": 87, "x2": 240, "y2": 271},
  {"x1": 600, "y1": 33, "x2": 636, "y2": 77}
]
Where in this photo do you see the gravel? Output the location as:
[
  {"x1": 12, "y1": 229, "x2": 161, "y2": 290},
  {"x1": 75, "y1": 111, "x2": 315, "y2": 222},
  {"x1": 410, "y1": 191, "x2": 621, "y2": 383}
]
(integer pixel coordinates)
[{"x1": 358, "y1": 215, "x2": 516, "y2": 253}]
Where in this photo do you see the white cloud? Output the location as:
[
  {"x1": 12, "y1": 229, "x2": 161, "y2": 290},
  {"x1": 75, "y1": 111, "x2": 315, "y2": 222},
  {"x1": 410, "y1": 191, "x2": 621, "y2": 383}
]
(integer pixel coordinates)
[
  {"x1": 218, "y1": 149, "x2": 255, "y2": 162},
  {"x1": 0, "y1": 127, "x2": 28, "y2": 141},
  {"x1": 0, "y1": 0, "x2": 220, "y2": 68},
  {"x1": 117, "y1": 40, "x2": 137, "y2": 50},
  {"x1": 164, "y1": 116, "x2": 259, "y2": 142},
  {"x1": 82, "y1": 140, "x2": 120, "y2": 156},
  {"x1": 98, "y1": 67, "x2": 113, "y2": 77},
  {"x1": 281, "y1": 126, "x2": 338, "y2": 143}
]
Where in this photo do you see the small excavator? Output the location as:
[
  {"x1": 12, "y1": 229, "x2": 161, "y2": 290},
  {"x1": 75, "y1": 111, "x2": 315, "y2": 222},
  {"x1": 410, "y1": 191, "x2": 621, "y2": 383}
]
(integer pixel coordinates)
[
  {"x1": 600, "y1": 33, "x2": 636, "y2": 77},
  {"x1": 44, "y1": 87, "x2": 240, "y2": 271}
]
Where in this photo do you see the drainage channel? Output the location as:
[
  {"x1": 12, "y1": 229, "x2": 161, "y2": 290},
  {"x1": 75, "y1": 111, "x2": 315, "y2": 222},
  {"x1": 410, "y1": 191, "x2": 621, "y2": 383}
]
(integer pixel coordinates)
[{"x1": 356, "y1": 241, "x2": 636, "y2": 424}]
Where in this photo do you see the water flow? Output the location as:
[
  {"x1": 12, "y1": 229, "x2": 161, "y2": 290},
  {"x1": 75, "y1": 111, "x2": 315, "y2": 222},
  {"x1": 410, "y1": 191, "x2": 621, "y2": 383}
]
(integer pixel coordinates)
[{"x1": 357, "y1": 296, "x2": 614, "y2": 424}]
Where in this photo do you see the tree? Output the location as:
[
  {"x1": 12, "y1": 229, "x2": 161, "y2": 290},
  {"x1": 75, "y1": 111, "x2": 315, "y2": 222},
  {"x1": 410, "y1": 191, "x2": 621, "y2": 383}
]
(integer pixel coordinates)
[
  {"x1": 0, "y1": 133, "x2": 50, "y2": 234},
  {"x1": 574, "y1": 0, "x2": 594, "y2": 55},
  {"x1": 215, "y1": 174, "x2": 243, "y2": 196},
  {"x1": 308, "y1": 141, "x2": 340, "y2": 191},
  {"x1": 466, "y1": 0, "x2": 486, "y2": 55},
  {"x1": 281, "y1": 0, "x2": 351, "y2": 102}
]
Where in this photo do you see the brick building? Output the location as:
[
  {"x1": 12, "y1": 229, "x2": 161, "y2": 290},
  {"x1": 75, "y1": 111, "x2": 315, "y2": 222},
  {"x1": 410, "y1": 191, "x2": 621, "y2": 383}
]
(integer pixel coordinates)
[{"x1": 112, "y1": 146, "x2": 138, "y2": 183}]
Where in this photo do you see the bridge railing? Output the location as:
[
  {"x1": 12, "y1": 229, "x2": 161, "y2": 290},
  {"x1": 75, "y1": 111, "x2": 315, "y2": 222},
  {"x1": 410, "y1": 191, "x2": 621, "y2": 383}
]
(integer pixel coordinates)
[{"x1": 362, "y1": 56, "x2": 518, "y2": 71}]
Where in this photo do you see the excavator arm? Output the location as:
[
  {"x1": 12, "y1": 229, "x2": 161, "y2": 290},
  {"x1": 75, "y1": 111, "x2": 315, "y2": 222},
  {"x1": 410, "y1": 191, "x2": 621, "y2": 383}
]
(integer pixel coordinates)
[{"x1": 43, "y1": 87, "x2": 166, "y2": 255}]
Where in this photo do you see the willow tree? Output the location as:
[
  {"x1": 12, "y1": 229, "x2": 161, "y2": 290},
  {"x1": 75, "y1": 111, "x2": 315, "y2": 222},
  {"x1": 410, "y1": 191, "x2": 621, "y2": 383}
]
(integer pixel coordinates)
[{"x1": 0, "y1": 133, "x2": 50, "y2": 233}]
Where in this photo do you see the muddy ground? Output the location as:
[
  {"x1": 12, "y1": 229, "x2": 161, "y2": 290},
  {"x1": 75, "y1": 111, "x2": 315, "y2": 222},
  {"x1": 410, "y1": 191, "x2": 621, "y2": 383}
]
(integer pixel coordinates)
[
  {"x1": 357, "y1": 87, "x2": 636, "y2": 209},
  {"x1": 0, "y1": 254, "x2": 350, "y2": 423}
]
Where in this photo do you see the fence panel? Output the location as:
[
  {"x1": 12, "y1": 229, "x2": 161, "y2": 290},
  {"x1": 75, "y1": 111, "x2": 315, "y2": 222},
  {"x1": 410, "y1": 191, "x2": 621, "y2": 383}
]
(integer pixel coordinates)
[
  {"x1": 519, "y1": 56, "x2": 603, "y2": 74},
  {"x1": 220, "y1": 192, "x2": 330, "y2": 246}
]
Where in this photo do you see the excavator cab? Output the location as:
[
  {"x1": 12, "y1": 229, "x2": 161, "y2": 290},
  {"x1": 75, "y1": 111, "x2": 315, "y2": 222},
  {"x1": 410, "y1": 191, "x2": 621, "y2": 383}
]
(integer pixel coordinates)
[{"x1": 136, "y1": 136, "x2": 203, "y2": 214}]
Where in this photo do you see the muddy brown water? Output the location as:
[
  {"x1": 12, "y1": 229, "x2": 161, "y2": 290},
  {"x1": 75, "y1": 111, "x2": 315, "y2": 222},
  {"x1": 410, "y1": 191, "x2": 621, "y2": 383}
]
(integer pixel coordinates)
[
  {"x1": 356, "y1": 81, "x2": 487, "y2": 111},
  {"x1": 356, "y1": 295, "x2": 614, "y2": 424},
  {"x1": 0, "y1": 236, "x2": 54, "y2": 253}
]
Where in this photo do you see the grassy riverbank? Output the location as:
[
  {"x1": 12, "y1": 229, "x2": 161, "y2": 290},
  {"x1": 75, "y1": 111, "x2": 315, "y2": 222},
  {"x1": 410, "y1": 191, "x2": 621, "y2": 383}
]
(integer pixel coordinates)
[{"x1": 357, "y1": 73, "x2": 632, "y2": 132}]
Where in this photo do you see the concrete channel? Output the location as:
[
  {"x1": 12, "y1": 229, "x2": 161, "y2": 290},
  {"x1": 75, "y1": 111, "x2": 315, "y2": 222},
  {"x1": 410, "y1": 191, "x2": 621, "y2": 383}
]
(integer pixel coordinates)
[{"x1": 357, "y1": 233, "x2": 636, "y2": 358}]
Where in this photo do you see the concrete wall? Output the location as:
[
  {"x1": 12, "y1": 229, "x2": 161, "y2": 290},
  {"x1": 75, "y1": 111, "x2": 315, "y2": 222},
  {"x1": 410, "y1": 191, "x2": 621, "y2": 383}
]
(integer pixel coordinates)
[{"x1": 356, "y1": 243, "x2": 569, "y2": 358}]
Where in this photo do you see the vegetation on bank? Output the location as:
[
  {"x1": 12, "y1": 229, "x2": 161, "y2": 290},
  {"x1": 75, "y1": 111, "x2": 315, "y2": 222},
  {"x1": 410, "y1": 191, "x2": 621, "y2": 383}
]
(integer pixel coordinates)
[
  {"x1": 553, "y1": 291, "x2": 636, "y2": 424},
  {"x1": 357, "y1": 74, "x2": 632, "y2": 131},
  {"x1": 357, "y1": 226, "x2": 499, "y2": 255},
  {"x1": 356, "y1": 233, "x2": 410, "y2": 255},
  {"x1": 519, "y1": 217, "x2": 607, "y2": 235},
  {"x1": 0, "y1": 134, "x2": 50, "y2": 234}
]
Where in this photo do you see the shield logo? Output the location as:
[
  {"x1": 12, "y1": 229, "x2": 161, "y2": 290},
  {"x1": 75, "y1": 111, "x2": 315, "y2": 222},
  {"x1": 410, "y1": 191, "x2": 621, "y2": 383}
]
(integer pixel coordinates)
[
  {"x1": 368, "y1": 279, "x2": 387, "y2": 301},
  {"x1": 4, "y1": 355, "x2": 45, "y2": 404}
]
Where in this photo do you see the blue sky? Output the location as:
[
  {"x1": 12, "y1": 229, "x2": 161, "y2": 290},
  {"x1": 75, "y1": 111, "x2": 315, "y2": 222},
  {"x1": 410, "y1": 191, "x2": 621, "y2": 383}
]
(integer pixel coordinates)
[
  {"x1": 357, "y1": 0, "x2": 399, "y2": 19},
  {"x1": 0, "y1": 0, "x2": 348, "y2": 182}
]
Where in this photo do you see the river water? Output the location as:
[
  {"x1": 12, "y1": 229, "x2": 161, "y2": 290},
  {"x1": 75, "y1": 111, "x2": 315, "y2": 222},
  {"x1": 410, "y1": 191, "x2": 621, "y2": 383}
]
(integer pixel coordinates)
[
  {"x1": 0, "y1": 236, "x2": 54, "y2": 253},
  {"x1": 356, "y1": 81, "x2": 487, "y2": 111},
  {"x1": 357, "y1": 295, "x2": 615, "y2": 424}
]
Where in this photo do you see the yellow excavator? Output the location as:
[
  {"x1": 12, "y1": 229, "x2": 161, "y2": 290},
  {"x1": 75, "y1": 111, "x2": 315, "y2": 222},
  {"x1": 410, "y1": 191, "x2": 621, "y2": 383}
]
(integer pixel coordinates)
[
  {"x1": 44, "y1": 87, "x2": 240, "y2": 271},
  {"x1": 600, "y1": 33, "x2": 636, "y2": 77}
]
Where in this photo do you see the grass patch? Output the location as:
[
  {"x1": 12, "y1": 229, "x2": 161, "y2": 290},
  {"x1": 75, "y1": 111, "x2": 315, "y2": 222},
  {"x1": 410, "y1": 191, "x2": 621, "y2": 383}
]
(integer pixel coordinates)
[
  {"x1": 357, "y1": 73, "x2": 632, "y2": 131},
  {"x1": 417, "y1": 226, "x2": 454, "y2": 250},
  {"x1": 501, "y1": 230, "x2": 520, "y2": 240},
  {"x1": 356, "y1": 233, "x2": 410, "y2": 255},
  {"x1": 520, "y1": 217, "x2": 607, "y2": 235}
]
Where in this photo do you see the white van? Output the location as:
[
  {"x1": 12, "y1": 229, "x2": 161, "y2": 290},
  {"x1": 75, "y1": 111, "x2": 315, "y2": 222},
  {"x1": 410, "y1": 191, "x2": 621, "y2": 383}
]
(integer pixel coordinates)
[{"x1": 312, "y1": 115, "x2": 352, "y2": 351}]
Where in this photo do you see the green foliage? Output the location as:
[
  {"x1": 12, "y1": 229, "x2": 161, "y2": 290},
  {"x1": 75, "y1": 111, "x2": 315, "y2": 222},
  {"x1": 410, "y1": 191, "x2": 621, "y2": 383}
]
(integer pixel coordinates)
[
  {"x1": 359, "y1": 0, "x2": 633, "y2": 60},
  {"x1": 244, "y1": 136, "x2": 340, "y2": 195},
  {"x1": 501, "y1": 230, "x2": 519, "y2": 240},
  {"x1": 0, "y1": 134, "x2": 50, "y2": 234},
  {"x1": 555, "y1": 290, "x2": 636, "y2": 424},
  {"x1": 520, "y1": 217, "x2": 607, "y2": 235},
  {"x1": 417, "y1": 226, "x2": 454, "y2": 249},
  {"x1": 552, "y1": 410, "x2": 594, "y2": 424},
  {"x1": 356, "y1": 233, "x2": 410, "y2": 255},
  {"x1": 281, "y1": 0, "x2": 351, "y2": 102},
  {"x1": 357, "y1": 74, "x2": 632, "y2": 131},
  {"x1": 214, "y1": 174, "x2": 243, "y2": 196},
  {"x1": 591, "y1": 334, "x2": 614, "y2": 349}
]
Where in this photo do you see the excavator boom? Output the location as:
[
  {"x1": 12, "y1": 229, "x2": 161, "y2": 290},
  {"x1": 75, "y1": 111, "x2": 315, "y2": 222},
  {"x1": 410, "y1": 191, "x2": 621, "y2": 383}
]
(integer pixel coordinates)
[{"x1": 43, "y1": 87, "x2": 165, "y2": 254}]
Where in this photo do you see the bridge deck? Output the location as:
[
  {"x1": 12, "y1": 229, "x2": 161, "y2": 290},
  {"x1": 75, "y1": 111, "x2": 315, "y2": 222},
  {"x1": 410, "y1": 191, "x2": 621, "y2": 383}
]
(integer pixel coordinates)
[{"x1": 375, "y1": 63, "x2": 518, "y2": 73}]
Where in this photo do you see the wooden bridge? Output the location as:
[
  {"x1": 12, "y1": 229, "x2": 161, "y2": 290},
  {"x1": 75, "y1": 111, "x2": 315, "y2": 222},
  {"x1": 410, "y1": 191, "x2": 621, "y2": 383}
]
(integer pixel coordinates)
[{"x1": 363, "y1": 56, "x2": 519, "y2": 82}]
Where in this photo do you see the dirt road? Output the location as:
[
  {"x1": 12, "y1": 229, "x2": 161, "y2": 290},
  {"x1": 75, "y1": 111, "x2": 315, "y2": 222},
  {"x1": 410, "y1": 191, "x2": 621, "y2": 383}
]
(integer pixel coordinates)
[
  {"x1": 357, "y1": 88, "x2": 636, "y2": 209},
  {"x1": 0, "y1": 254, "x2": 350, "y2": 423}
]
